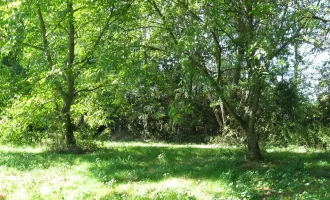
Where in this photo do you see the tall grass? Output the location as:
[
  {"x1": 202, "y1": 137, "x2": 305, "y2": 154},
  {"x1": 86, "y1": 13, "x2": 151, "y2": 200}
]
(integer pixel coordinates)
[{"x1": 0, "y1": 142, "x2": 329, "y2": 199}]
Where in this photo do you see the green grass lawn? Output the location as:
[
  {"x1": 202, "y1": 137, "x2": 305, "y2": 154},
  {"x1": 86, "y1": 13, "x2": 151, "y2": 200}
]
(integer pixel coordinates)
[{"x1": 0, "y1": 142, "x2": 329, "y2": 200}]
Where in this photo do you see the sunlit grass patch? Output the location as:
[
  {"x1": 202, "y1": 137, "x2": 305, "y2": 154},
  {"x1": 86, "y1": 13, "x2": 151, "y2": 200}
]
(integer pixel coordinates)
[
  {"x1": 0, "y1": 145, "x2": 44, "y2": 153},
  {"x1": 0, "y1": 143, "x2": 329, "y2": 199},
  {"x1": 103, "y1": 141, "x2": 235, "y2": 149}
]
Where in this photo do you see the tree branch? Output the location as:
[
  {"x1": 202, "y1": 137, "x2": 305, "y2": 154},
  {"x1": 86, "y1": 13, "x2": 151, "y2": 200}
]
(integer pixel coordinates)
[
  {"x1": 37, "y1": 6, "x2": 54, "y2": 67},
  {"x1": 77, "y1": 10, "x2": 114, "y2": 68},
  {"x1": 311, "y1": 15, "x2": 330, "y2": 23},
  {"x1": 22, "y1": 43, "x2": 44, "y2": 51},
  {"x1": 77, "y1": 2, "x2": 133, "y2": 68},
  {"x1": 74, "y1": 85, "x2": 104, "y2": 96},
  {"x1": 268, "y1": 25, "x2": 305, "y2": 60},
  {"x1": 149, "y1": 0, "x2": 178, "y2": 44},
  {"x1": 193, "y1": 56, "x2": 248, "y2": 130},
  {"x1": 37, "y1": 5, "x2": 64, "y2": 105},
  {"x1": 148, "y1": 0, "x2": 248, "y2": 130},
  {"x1": 175, "y1": 0, "x2": 204, "y2": 23},
  {"x1": 141, "y1": 45, "x2": 168, "y2": 52}
]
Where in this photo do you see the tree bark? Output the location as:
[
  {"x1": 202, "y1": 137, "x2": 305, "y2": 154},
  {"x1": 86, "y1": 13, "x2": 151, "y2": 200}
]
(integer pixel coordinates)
[
  {"x1": 211, "y1": 31, "x2": 227, "y2": 127},
  {"x1": 245, "y1": 83, "x2": 263, "y2": 161},
  {"x1": 207, "y1": 94, "x2": 223, "y2": 128},
  {"x1": 62, "y1": 0, "x2": 77, "y2": 148},
  {"x1": 62, "y1": 97, "x2": 76, "y2": 147},
  {"x1": 233, "y1": 47, "x2": 244, "y2": 85}
]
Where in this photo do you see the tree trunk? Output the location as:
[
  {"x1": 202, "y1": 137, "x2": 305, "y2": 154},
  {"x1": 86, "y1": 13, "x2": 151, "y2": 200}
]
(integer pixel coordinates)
[
  {"x1": 245, "y1": 83, "x2": 263, "y2": 161},
  {"x1": 246, "y1": 128, "x2": 263, "y2": 161},
  {"x1": 62, "y1": 102, "x2": 76, "y2": 148},
  {"x1": 61, "y1": 68, "x2": 76, "y2": 148},
  {"x1": 62, "y1": 0, "x2": 77, "y2": 149},
  {"x1": 220, "y1": 102, "x2": 226, "y2": 126},
  {"x1": 233, "y1": 47, "x2": 244, "y2": 85}
]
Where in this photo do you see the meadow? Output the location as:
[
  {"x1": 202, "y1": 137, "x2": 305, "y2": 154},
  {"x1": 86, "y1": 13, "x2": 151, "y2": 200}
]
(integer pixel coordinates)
[{"x1": 0, "y1": 142, "x2": 329, "y2": 200}]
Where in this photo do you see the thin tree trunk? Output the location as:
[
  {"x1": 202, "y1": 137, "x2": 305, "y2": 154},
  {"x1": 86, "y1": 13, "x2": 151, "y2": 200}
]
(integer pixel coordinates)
[
  {"x1": 207, "y1": 94, "x2": 223, "y2": 128},
  {"x1": 37, "y1": 6, "x2": 64, "y2": 138},
  {"x1": 220, "y1": 102, "x2": 226, "y2": 125},
  {"x1": 211, "y1": 31, "x2": 226, "y2": 129},
  {"x1": 293, "y1": 42, "x2": 299, "y2": 92},
  {"x1": 233, "y1": 47, "x2": 244, "y2": 85},
  {"x1": 189, "y1": 71, "x2": 193, "y2": 95}
]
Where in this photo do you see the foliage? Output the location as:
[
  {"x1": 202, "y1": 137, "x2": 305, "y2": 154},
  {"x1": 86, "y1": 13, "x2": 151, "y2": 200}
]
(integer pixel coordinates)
[{"x1": 0, "y1": 0, "x2": 329, "y2": 157}]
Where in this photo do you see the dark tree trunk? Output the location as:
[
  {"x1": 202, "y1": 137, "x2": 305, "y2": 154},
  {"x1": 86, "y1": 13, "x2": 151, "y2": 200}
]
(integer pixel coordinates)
[
  {"x1": 62, "y1": 106, "x2": 76, "y2": 148},
  {"x1": 61, "y1": 69, "x2": 76, "y2": 148},
  {"x1": 62, "y1": 0, "x2": 77, "y2": 149}
]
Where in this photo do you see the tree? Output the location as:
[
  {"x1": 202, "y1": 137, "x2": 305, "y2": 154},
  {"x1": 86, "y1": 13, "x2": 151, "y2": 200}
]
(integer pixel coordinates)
[
  {"x1": 141, "y1": 0, "x2": 324, "y2": 160},
  {"x1": 1, "y1": 0, "x2": 133, "y2": 149}
]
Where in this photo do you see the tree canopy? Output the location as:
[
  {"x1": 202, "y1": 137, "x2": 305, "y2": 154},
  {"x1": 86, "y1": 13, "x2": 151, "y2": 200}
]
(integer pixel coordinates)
[{"x1": 0, "y1": 0, "x2": 329, "y2": 160}]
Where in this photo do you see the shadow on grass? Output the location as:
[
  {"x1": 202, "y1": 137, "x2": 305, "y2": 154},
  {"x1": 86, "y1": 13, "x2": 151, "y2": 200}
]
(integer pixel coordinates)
[{"x1": 0, "y1": 144, "x2": 329, "y2": 199}]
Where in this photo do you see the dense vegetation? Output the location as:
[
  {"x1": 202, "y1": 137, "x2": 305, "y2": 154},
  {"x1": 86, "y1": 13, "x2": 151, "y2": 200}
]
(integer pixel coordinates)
[{"x1": 0, "y1": 0, "x2": 330, "y2": 161}]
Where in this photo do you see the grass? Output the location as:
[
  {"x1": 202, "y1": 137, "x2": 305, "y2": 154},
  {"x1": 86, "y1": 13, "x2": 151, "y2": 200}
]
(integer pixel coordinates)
[{"x1": 0, "y1": 142, "x2": 329, "y2": 199}]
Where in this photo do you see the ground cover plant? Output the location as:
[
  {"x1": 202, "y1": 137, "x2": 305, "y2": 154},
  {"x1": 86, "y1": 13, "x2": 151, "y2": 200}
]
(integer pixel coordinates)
[{"x1": 0, "y1": 142, "x2": 329, "y2": 200}]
